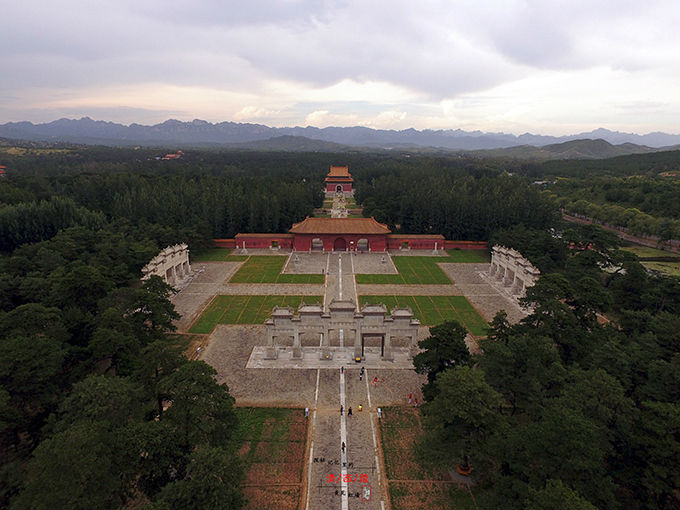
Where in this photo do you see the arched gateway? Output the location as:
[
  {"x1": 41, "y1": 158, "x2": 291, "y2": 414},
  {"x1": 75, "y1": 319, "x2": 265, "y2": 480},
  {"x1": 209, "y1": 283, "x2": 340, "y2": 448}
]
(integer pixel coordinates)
[{"x1": 333, "y1": 238, "x2": 347, "y2": 251}]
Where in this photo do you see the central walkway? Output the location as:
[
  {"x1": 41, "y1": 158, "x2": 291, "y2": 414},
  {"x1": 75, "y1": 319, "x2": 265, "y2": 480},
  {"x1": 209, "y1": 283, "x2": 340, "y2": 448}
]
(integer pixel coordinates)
[{"x1": 306, "y1": 253, "x2": 386, "y2": 510}]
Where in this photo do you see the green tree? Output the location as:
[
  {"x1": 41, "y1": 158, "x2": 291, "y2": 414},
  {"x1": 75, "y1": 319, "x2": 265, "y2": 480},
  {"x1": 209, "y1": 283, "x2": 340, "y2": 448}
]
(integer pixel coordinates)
[
  {"x1": 421, "y1": 366, "x2": 503, "y2": 468},
  {"x1": 159, "y1": 361, "x2": 237, "y2": 449},
  {"x1": 413, "y1": 321, "x2": 471, "y2": 401},
  {"x1": 151, "y1": 445, "x2": 244, "y2": 510},
  {"x1": 525, "y1": 479, "x2": 597, "y2": 510},
  {"x1": 12, "y1": 422, "x2": 132, "y2": 510}
]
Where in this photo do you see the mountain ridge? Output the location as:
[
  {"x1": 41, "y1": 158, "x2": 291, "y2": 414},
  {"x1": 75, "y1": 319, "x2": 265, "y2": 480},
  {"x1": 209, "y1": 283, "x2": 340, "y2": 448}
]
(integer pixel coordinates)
[{"x1": 1, "y1": 117, "x2": 679, "y2": 152}]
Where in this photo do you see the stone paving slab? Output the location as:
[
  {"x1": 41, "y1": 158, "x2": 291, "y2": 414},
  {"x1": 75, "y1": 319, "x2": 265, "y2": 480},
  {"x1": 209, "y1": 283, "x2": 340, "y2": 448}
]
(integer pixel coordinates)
[
  {"x1": 247, "y1": 347, "x2": 416, "y2": 370},
  {"x1": 351, "y1": 252, "x2": 398, "y2": 275}
]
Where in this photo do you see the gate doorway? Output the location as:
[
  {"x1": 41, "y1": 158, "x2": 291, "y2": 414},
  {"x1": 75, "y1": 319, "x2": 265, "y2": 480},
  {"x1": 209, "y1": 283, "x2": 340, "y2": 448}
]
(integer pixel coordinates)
[
  {"x1": 333, "y1": 238, "x2": 347, "y2": 251},
  {"x1": 336, "y1": 185, "x2": 342, "y2": 192},
  {"x1": 311, "y1": 238, "x2": 323, "y2": 251},
  {"x1": 361, "y1": 334, "x2": 385, "y2": 357}
]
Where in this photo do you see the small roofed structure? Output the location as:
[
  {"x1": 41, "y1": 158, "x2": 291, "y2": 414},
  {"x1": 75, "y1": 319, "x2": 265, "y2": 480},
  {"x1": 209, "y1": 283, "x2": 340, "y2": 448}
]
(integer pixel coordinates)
[{"x1": 325, "y1": 165, "x2": 353, "y2": 196}]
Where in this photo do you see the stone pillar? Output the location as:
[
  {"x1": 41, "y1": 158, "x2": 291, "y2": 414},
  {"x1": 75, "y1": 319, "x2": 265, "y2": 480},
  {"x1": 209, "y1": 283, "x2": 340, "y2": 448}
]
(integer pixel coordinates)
[
  {"x1": 354, "y1": 327, "x2": 362, "y2": 360},
  {"x1": 264, "y1": 326, "x2": 277, "y2": 359},
  {"x1": 320, "y1": 329, "x2": 331, "y2": 360},
  {"x1": 382, "y1": 334, "x2": 394, "y2": 361},
  {"x1": 292, "y1": 327, "x2": 302, "y2": 359}
]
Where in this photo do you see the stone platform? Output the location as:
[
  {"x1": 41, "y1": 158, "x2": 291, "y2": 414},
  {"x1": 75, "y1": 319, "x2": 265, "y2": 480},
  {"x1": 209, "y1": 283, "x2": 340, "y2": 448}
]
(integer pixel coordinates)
[{"x1": 246, "y1": 346, "x2": 415, "y2": 369}]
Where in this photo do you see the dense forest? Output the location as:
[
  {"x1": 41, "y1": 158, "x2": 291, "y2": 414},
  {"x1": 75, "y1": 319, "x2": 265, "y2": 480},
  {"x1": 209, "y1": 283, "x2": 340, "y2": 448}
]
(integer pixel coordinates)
[
  {"x1": 515, "y1": 149, "x2": 680, "y2": 240},
  {"x1": 0, "y1": 145, "x2": 678, "y2": 509},
  {"x1": 417, "y1": 223, "x2": 680, "y2": 510}
]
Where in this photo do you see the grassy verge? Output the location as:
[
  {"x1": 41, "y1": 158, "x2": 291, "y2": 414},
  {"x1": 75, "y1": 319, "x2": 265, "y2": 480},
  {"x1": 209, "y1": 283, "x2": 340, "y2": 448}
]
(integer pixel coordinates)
[
  {"x1": 359, "y1": 295, "x2": 487, "y2": 335},
  {"x1": 192, "y1": 247, "x2": 249, "y2": 262},
  {"x1": 190, "y1": 295, "x2": 323, "y2": 333},
  {"x1": 230, "y1": 256, "x2": 324, "y2": 283},
  {"x1": 230, "y1": 407, "x2": 306, "y2": 510}
]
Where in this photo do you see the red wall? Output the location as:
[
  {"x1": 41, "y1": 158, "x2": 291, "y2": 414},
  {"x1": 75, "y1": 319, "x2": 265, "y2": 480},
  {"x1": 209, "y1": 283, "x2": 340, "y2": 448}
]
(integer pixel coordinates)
[
  {"x1": 386, "y1": 236, "x2": 445, "y2": 250},
  {"x1": 215, "y1": 235, "x2": 487, "y2": 252},
  {"x1": 234, "y1": 235, "x2": 293, "y2": 249},
  {"x1": 325, "y1": 182, "x2": 353, "y2": 192},
  {"x1": 444, "y1": 240, "x2": 488, "y2": 250}
]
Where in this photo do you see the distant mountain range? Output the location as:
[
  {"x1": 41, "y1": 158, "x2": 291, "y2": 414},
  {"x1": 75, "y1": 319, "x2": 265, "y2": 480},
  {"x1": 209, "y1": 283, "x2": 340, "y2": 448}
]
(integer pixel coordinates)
[{"x1": 1, "y1": 117, "x2": 679, "y2": 157}]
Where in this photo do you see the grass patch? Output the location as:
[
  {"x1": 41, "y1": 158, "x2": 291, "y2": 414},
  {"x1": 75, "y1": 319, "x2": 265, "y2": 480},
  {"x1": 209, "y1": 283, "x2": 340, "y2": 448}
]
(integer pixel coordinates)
[
  {"x1": 192, "y1": 247, "x2": 248, "y2": 262},
  {"x1": 356, "y1": 257, "x2": 452, "y2": 284},
  {"x1": 230, "y1": 408, "x2": 306, "y2": 510},
  {"x1": 621, "y1": 245, "x2": 680, "y2": 276},
  {"x1": 230, "y1": 256, "x2": 324, "y2": 283},
  {"x1": 189, "y1": 295, "x2": 323, "y2": 333},
  {"x1": 360, "y1": 295, "x2": 487, "y2": 335},
  {"x1": 356, "y1": 251, "x2": 489, "y2": 285},
  {"x1": 442, "y1": 249, "x2": 489, "y2": 263}
]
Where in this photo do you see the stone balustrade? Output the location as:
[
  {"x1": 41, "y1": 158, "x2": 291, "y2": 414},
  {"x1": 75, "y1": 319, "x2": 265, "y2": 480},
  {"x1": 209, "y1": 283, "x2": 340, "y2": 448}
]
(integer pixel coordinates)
[{"x1": 141, "y1": 243, "x2": 191, "y2": 286}]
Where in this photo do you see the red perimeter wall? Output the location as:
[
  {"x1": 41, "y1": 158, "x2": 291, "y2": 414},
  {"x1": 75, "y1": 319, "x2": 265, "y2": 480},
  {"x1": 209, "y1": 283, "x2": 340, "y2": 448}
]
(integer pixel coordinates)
[{"x1": 213, "y1": 236, "x2": 487, "y2": 251}]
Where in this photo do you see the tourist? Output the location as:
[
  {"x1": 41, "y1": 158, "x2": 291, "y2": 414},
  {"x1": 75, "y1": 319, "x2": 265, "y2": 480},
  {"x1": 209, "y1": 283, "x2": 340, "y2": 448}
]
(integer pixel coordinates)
[
  {"x1": 414, "y1": 398, "x2": 419, "y2": 408},
  {"x1": 372, "y1": 376, "x2": 378, "y2": 385},
  {"x1": 377, "y1": 408, "x2": 382, "y2": 419},
  {"x1": 341, "y1": 441, "x2": 345, "y2": 453},
  {"x1": 348, "y1": 407, "x2": 352, "y2": 416},
  {"x1": 408, "y1": 393, "x2": 412, "y2": 404},
  {"x1": 304, "y1": 407, "x2": 309, "y2": 418},
  {"x1": 340, "y1": 405, "x2": 344, "y2": 415},
  {"x1": 358, "y1": 404, "x2": 362, "y2": 412}
]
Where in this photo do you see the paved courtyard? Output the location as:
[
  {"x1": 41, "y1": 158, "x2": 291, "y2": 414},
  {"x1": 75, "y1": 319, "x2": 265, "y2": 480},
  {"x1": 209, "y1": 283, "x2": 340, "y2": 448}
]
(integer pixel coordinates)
[{"x1": 171, "y1": 249, "x2": 527, "y2": 509}]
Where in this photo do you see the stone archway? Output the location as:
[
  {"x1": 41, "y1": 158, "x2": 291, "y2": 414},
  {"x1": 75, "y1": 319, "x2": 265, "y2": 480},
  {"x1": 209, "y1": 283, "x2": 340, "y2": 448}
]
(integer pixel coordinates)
[
  {"x1": 336, "y1": 185, "x2": 342, "y2": 192},
  {"x1": 357, "y1": 238, "x2": 369, "y2": 252},
  {"x1": 311, "y1": 238, "x2": 324, "y2": 251},
  {"x1": 333, "y1": 238, "x2": 347, "y2": 251}
]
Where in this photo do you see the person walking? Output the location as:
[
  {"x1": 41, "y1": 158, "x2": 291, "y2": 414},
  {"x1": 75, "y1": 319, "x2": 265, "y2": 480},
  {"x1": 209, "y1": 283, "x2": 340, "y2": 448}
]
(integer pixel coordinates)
[
  {"x1": 348, "y1": 407, "x2": 353, "y2": 416},
  {"x1": 341, "y1": 441, "x2": 345, "y2": 453},
  {"x1": 408, "y1": 393, "x2": 412, "y2": 404},
  {"x1": 358, "y1": 404, "x2": 362, "y2": 412},
  {"x1": 340, "y1": 405, "x2": 344, "y2": 415}
]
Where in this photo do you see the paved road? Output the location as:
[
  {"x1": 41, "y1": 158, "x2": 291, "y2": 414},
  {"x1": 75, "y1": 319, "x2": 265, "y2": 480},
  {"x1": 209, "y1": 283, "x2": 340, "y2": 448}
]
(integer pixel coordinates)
[{"x1": 306, "y1": 253, "x2": 387, "y2": 510}]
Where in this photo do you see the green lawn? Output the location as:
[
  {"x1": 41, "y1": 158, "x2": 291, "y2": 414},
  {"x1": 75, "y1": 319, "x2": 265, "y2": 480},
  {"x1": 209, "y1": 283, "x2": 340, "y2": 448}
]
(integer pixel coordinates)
[
  {"x1": 441, "y1": 249, "x2": 489, "y2": 263},
  {"x1": 356, "y1": 256, "x2": 452, "y2": 284},
  {"x1": 359, "y1": 295, "x2": 488, "y2": 335},
  {"x1": 621, "y1": 245, "x2": 680, "y2": 277},
  {"x1": 229, "y1": 256, "x2": 325, "y2": 283},
  {"x1": 192, "y1": 247, "x2": 248, "y2": 262},
  {"x1": 190, "y1": 294, "x2": 323, "y2": 334},
  {"x1": 355, "y1": 251, "x2": 489, "y2": 285}
]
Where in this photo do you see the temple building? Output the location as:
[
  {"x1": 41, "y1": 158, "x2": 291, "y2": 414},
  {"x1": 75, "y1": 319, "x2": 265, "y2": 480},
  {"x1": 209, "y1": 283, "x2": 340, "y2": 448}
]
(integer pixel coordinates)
[
  {"x1": 325, "y1": 165, "x2": 353, "y2": 196},
  {"x1": 289, "y1": 217, "x2": 390, "y2": 251}
]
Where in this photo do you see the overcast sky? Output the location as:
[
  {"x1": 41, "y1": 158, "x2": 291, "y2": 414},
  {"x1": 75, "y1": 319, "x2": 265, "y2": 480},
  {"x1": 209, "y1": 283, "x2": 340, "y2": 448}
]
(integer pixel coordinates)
[{"x1": 1, "y1": 0, "x2": 679, "y2": 135}]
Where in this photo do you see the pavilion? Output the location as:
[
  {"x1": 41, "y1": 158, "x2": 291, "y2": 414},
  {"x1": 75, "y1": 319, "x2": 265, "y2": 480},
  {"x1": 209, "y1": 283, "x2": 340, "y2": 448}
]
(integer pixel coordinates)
[{"x1": 325, "y1": 165, "x2": 353, "y2": 196}]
